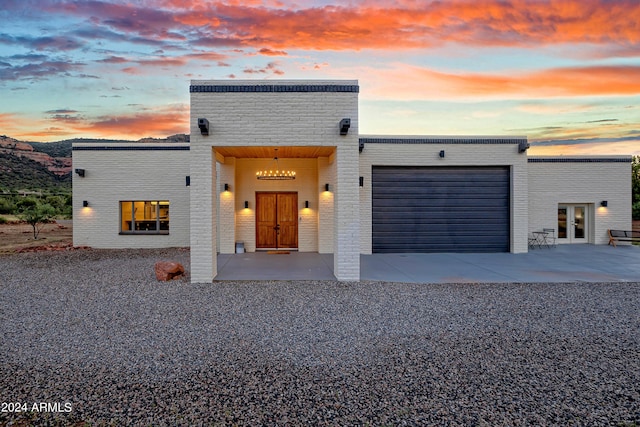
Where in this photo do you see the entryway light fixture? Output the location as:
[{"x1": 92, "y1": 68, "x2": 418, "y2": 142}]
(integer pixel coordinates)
[
  {"x1": 198, "y1": 118, "x2": 209, "y2": 135},
  {"x1": 305, "y1": 200, "x2": 309, "y2": 208},
  {"x1": 601, "y1": 200, "x2": 608, "y2": 207},
  {"x1": 244, "y1": 200, "x2": 249, "y2": 209},
  {"x1": 256, "y1": 148, "x2": 296, "y2": 180},
  {"x1": 325, "y1": 183, "x2": 330, "y2": 192},
  {"x1": 75, "y1": 168, "x2": 85, "y2": 177},
  {"x1": 224, "y1": 183, "x2": 230, "y2": 192},
  {"x1": 339, "y1": 118, "x2": 351, "y2": 135},
  {"x1": 83, "y1": 200, "x2": 89, "y2": 207}
]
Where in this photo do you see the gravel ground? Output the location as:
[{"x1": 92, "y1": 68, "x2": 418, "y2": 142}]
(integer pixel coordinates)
[{"x1": 1, "y1": 248, "x2": 639, "y2": 426}]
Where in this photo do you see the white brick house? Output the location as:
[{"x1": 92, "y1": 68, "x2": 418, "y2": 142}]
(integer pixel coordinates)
[{"x1": 72, "y1": 80, "x2": 632, "y2": 282}]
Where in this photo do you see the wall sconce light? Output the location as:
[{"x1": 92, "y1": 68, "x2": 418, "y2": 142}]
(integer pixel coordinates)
[
  {"x1": 224, "y1": 183, "x2": 229, "y2": 192},
  {"x1": 339, "y1": 118, "x2": 351, "y2": 135},
  {"x1": 244, "y1": 200, "x2": 249, "y2": 209},
  {"x1": 439, "y1": 150, "x2": 445, "y2": 158},
  {"x1": 305, "y1": 200, "x2": 309, "y2": 209},
  {"x1": 198, "y1": 118, "x2": 209, "y2": 136},
  {"x1": 518, "y1": 141, "x2": 530, "y2": 153},
  {"x1": 325, "y1": 183, "x2": 330, "y2": 192},
  {"x1": 75, "y1": 168, "x2": 85, "y2": 177},
  {"x1": 601, "y1": 200, "x2": 608, "y2": 207},
  {"x1": 359, "y1": 140, "x2": 365, "y2": 153},
  {"x1": 186, "y1": 176, "x2": 190, "y2": 187},
  {"x1": 359, "y1": 177, "x2": 364, "y2": 187},
  {"x1": 82, "y1": 200, "x2": 89, "y2": 207}
]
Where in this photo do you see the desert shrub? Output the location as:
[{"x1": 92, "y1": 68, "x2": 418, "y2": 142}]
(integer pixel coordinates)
[
  {"x1": 19, "y1": 202, "x2": 56, "y2": 239},
  {"x1": 0, "y1": 197, "x2": 15, "y2": 214}
]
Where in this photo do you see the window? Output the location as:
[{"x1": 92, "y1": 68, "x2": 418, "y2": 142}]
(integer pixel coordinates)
[{"x1": 120, "y1": 201, "x2": 169, "y2": 234}]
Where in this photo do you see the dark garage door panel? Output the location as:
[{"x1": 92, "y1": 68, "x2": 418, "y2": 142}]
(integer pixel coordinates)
[{"x1": 372, "y1": 166, "x2": 510, "y2": 253}]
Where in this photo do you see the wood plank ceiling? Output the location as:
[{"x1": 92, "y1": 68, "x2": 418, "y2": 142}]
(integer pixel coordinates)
[{"x1": 214, "y1": 146, "x2": 335, "y2": 159}]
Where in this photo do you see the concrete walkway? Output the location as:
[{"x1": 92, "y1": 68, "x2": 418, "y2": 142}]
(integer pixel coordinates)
[
  {"x1": 216, "y1": 252, "x2": 336, "y2": 280},
  {"x1": 215, "y1": 245, "x2": 640, "y2": 283}
]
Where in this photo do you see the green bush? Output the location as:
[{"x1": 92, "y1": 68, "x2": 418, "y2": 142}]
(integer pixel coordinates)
[
  {"x1": 0, "y1": 197, "x2": 14, "y2": 214},
  {"x1": 0, "y1": 216, "x2": 7, "y2": 224},
  {"x1": 633, "y1": 201, "x2": 640, "y2": 221}
]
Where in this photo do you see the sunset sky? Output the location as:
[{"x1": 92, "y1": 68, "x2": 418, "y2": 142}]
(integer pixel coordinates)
[{"x1": 0, "y1": 0, "x2": 639, "y2": 155}]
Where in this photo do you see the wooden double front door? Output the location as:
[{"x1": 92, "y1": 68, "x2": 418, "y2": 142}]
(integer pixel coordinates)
[{"x1": 256, "y1": 192, "x2": 298, "y2": 249}]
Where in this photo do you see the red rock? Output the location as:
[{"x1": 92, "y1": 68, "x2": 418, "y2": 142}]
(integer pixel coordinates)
[{"x1": 155, "y1": 261, "x2": 185, "y2": 281}]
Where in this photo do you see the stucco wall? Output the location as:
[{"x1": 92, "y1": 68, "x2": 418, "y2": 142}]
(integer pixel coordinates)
[
  {"x1": 72, "y1": 143, "x2": 190, "y2": 248},
  {"x1": 358, "y1": 137, "x2": 530, "y2": 254},
  {"x1": 528, "y1": 157, "x2": 632, "y2": 245}
]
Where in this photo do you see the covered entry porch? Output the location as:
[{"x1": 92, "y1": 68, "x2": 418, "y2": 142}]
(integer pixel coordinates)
[
  {"x1": 191, "y1": 142, "x2": 360, "y2": 282},
  {"x1": 214, "y1": 145, "x2": 336, "y2": 254}
]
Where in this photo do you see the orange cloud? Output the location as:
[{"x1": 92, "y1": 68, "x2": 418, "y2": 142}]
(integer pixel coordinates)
[
  {"x1": 80, "y1": 110, "x2": 189, "y2": 138},
  {"x1": 529, "y1": 140, "x2": 640, "y2": 156},
  {"x1": 54, "y1": 0, "x2": 640, "y2": 52},
  {"x1": 166, "y1": 0, "x2": 640, "y2": 51},
  {"x1": 359, "y1": 64, "x2": 640, "y2": 100},
  {"x1": 10, "y1": 107, "x2": 189, "y2": 142}
]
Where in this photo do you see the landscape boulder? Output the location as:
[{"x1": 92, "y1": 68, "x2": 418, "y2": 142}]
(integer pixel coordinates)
[{"x1": 154, "y1": 261, "x2": 185, "y2": 281}]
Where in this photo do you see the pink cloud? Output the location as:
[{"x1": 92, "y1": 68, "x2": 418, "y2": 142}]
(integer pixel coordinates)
[{"x1": 258, "y1": 48, "x2": 288, "y2": 56}]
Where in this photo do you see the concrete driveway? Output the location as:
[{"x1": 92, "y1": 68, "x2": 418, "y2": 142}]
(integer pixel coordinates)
[
  {"x1": 216, "y1": 244, "x2": 640, "y2": 283},
  {"x1": 361, "y1": 244, "x2": 640, "y2": 283}
]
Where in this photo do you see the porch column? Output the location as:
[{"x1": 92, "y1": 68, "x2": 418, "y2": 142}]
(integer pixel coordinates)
[
  {"x1": 333, "y1": 144, "x2": 360, "y2": 281},
  {"x1": 190, "y1": 145, "x2": 217, "y2": 282},
  {"x1": 218, "y1": 157, "x2": 236, "y2": 254}
]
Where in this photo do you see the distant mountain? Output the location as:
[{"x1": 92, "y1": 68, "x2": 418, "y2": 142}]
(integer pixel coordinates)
[{"x1": 0, "y1": 134, "x2": 190, "y2": 193}]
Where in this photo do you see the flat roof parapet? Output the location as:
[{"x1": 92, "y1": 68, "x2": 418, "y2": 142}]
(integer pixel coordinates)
[
  {"x1": 359, "y1": 136, "x2": 527, "y2": 145},
  {"x1": 528, "y1": 156, "x2": 632, "y2": 163}
]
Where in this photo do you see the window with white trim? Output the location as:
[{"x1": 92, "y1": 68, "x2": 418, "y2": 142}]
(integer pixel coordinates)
[{"x1": 120, "y1": 201, "x2": 169, "y2": 234}]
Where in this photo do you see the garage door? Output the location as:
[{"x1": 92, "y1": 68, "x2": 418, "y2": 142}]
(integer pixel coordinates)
[{"x1": 372, "y1": 166, "x2": 510, "y2": 253}]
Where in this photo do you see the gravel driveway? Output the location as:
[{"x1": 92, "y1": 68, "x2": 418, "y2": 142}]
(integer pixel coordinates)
[{"x1": 1, "y1": 248, "x2": 639, "y2": 426}]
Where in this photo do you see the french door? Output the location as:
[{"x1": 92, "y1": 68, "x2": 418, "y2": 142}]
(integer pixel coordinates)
[
  {"x1": 256, "y1": 192, "x2": 298, "y2": 249},
  {"x1": 557, "y1": 205, "x2": 588, "y2": 243}
]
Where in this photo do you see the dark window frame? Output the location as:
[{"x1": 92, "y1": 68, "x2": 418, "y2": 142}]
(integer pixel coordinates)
[{"x1": 119, "y1": 200, "x2": 170, "y2": 235}]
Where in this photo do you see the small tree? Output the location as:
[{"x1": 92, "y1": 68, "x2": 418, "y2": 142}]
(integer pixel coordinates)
[{"x1": 17, "y1": 199, "x2": 56, "y2": 240}]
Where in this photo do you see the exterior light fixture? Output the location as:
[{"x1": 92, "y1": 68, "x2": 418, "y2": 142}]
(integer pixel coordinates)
[
  {"x1": 198, "y1": 118, "x2": 209, "y2": 135},
  {"x1": 518, "y1": 141, "x2": 530, "y2": 153},
  {"x1": 439, "y1": 150, "x2": 445, "y2": 158},
  {"x1": 359, "y1": 177, "x2": 364, "y2": 187},
  {"x1": 75, "y1": 168, "x2": 85, "y2": 177},
  {"x1": 305, "y1": 200, "x2": 309, "y2": 209},
  {"x1": 82, "y1": 200, "x2": 89, "y2": 207},
  {"x1": 244, "y1": 200, "x2": 249, "y2": 209},
  {"x1": 224, "y1": 183, "x2": 229, "y2": 192},
  {"x1": 186, "y1": 176, "x2": 190, "y2": 186},
  {"x1": 339, "y1": 118, "x2": 351, "y2": 135},
  {"x1": 601, "y1": 200, "x2": 608, "y2": 207},
  {"x1": 256, "y1": 148, "x2": 296, "y2": 180},
  {"x1": 325, "y1": 183, "x2": 330, "y2": 192}
]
